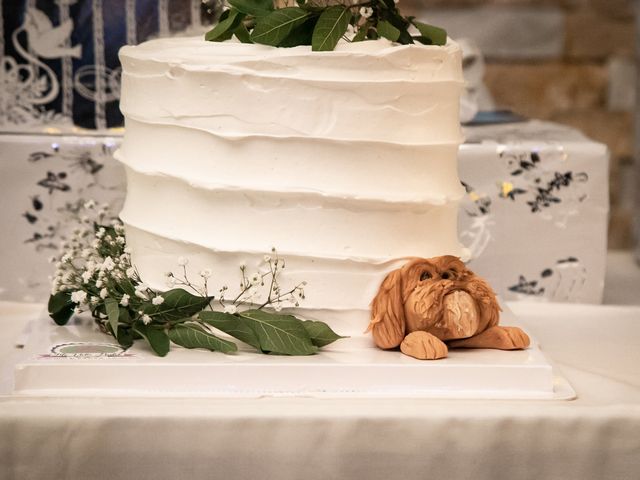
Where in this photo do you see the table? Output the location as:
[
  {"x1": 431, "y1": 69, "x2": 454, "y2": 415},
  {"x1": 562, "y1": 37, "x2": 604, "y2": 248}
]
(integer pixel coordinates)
[{"x1": 0, "y1": 299, "x2": 639, "y2": 480}]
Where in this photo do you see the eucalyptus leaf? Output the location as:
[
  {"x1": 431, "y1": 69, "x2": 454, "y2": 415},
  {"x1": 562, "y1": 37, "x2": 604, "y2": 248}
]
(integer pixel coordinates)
[
  {"x1": 105, "y1": 297, "x2": 120, "y2": 337},
  {"x1": 115, "y1": 326, "x2": 134, "y2": 349},
  {"x1": 279, "y1": 17, "x2": 316, "y2": 47},
  {"x1": 228, "y1": 0, "x2": 273, "y2": 17},
  {"x1": 411, "y1": 20, "x2": 447, "y2": 45},
  {"x1": 311, "y1": 6, "x2": 350, "y2": 52},
  {"x1": 199, "y1": 310, "x2": 261, "y2": 350},
  {"x1": 48, "y1": 291, "x2": 74, "y2": 326},
  {"x1": 251, "y1": 7, "x2": 310, "y2": 46},
  {"x1": 48, "y1": 290, "x2": 72, "y2": 314},
  {"x1": 234, "y1": 23, "x2": 253, "y2": 43},
  {"x1": 352, "y1": 25, "x2": 368, "y2": 42},
  {"x1": 239, "y1": 309, "x2": 318, "y2": 355},
  {"x1": 376, "y1": 20, "x2": 400, "y2": 42},
  {"x1": 135, "y1": 323, "x2": 170, "y2": 357},
  {"x1": 169, "y1": 323, "x2": 238, "y2": 353},
  {"x1": 301, "y1": 320, "x2": 346, "y2": 347},
  {"x1": 205, "y1": 9, "x2": 245, "y2": 42},
  {"x1": 142, "y1": 288, "x2": 211, "y2": 322},
  {"x1": 119, "y1": 306, "x2": 132, "y2": 325}
]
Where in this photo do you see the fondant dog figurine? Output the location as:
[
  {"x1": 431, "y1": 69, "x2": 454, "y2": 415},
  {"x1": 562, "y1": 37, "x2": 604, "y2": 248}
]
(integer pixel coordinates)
[{"x1": 367, "y1": 256, "x2": 530, "y2": 360}]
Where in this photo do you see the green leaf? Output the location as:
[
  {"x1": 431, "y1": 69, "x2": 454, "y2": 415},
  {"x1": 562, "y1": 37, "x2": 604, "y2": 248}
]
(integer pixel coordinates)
[
  {"x1": 115, "y1": 327, "x2": 134, "y2": 348},
  {"x1": 105, "y1": 297, "x2": 120, "y2": 337},
  {"x1": 279, "y1": 16, "x2": 316, "y2": 47},
  {"x1": 352, "y1": 25, "x2": 368, "y2": 42},
  {"x1": 411, "y1": 20, "x2": 447, "y2": 45},
  {"x1": 199, "y1": 311, "x2": 261, "y2": 350},
  {"x1": 234, "y1": 23, "x2": 253, "y2": 43},
  {"x1": 228, "y1": 0, "x2": 273, "y2": 17},
  {"x1": 135, "y1": 323, "x2": 170, "y2": 357},
  {"x1": 142, "y1": 288, "x2": 211, "y2": 322},
  {"x1": 251, "y1": 7, "x2": 310, "y2": 46},
  {"x1": 239, "y1": 309, "x2": 318, "y2": 355},
  {"x1": 386, "y1": 13, "x2": 413, "y2": 44},
  {"x1": 301, "y1": 320, "x2": 346, "y2": 347},
  {"x1": 205, "y1": 9, "x2": 245, "y2": 42},
  {"x1": 376, "y1": 20, "x2": 401, "y2": 42},
  {"x1": 169, "y1": 323, "x2": 238, "y2": 353},
  {"x1": 48, "y1": 291, "x2": 74, "y2": 326},
  {"x1": 311, "y1": 6, "x2": 350, "y2": 52}
]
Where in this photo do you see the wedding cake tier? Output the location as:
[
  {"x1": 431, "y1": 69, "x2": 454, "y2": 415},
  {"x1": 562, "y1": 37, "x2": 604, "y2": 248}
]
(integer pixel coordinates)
[{"x1": 117, "y1": 36, "x2": 467, "y2": 315}]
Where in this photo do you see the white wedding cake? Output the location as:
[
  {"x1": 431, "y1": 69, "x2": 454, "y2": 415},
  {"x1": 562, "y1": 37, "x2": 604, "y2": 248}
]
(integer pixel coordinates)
[{"x1": 116, "y1": 36, "x2": 467, "y2": 321}]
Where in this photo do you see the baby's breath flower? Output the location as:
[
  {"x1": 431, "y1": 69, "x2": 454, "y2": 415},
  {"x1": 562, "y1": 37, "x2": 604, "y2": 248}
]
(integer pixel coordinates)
[
  {"x1": 124, "y1": 246, "x2": 133, "y2": 254},
  {"x1": 126, "y1": 267, "x2": 136, "y2": 279},
  {"x1": 250, "y1": 273, "x2": 261, "y2": 285},
  {"x1": 100, "y1": 257, "x2": 116, "y2": 272},
  {"x1": 120, "y1": 294, "x2": 130, "y2": 307},
  {"x1": 99, "y1": 288, "x2": 108, "y2": 299},
  {"x1": 141, "y1": 314, "x2": 152, "y2": 325},
  {"x1": 81, "y1": 271, "x2": 93, "y2": 283},
  {"x1": 199, "y1": 269, "x2": 212, "y2": 279},
  {"x1": 263, "y1": 255, "x2": 271, "y2": 262},
  {"x1": 135, "y1": 290, "x2": 148, "y2": 300},
  {"x1": 71, "y1": 290, "x2": 87, "y2": 304},
  {"x1": 152, "y1": 296, "x2": 165, "y2": 305},
  {"x1": 90, "y1": 295, "x2": 99, "y2": 305},
  {"x1": 177, "y1": 256, "x2": 188, "y2": 267},
  {"x1": 95, "y1": 279, "x2": 103, "y2": 288},
  {"x1": 360, "y1": 6, "x2": 373, "y2": 18},
  {"x1": 96, "y1": 227, "x2": 106, "y2": 239}
]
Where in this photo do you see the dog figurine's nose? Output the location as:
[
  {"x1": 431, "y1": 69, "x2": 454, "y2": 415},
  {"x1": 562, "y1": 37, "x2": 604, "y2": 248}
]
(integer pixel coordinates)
[{"x1": 442, "y1": 290, "x2": 480, "y2": 340}]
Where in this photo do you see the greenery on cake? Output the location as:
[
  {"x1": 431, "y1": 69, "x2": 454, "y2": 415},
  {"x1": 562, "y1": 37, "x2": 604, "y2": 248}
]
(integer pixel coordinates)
[
  {"x1": 47, "y1": 201, "x2": 344, "y2": 357},
  {"x1": 205, "y1": 0, "x2": 446, "y2": 51}
]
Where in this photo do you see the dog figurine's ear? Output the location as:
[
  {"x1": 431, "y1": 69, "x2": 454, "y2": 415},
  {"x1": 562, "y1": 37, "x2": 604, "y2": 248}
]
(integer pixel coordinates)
[{"x1": 367, "y1": 268, "x2": 406, "y2": 349}]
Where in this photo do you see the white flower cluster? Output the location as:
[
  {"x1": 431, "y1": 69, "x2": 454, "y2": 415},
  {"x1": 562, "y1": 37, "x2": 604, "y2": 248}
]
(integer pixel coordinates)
[
  {"x1": 217, "y1": 248, "x2": 307, "y2": 314},
  {"x1": 49, "y1": 202, "x2": 139, "y2": 316}
]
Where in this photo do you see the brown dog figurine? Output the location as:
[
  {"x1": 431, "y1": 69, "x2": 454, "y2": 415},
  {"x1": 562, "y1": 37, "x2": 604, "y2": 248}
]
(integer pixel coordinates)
[{"x1": 367, "y1": 256, "x2": 530, "y2": 360}]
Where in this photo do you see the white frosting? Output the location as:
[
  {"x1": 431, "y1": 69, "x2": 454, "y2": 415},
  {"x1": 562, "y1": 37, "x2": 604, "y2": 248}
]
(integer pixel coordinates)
[{"x1": 117, "y1": 36, "x2": 467, "y2": 313}]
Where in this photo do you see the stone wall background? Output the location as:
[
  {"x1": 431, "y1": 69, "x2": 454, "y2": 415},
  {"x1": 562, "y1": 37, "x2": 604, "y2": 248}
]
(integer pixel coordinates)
[{"x1": 406, "y1": 0, "x2": 636, "y2": 249}]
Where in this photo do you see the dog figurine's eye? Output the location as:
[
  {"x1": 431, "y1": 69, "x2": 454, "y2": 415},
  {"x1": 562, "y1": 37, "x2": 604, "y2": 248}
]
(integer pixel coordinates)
[
  {"x1": 441, "y1": 271, "x2": 455, "y2": 280},
  {"x1": 420, "y1": 271, "x2": 431, "y2": 281}
]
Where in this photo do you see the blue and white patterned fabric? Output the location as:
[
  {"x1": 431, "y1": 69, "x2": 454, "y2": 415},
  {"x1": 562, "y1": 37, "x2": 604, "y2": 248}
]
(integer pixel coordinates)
[{"x1": 0, "y1": 0, "x2": 215, "y2": 130}]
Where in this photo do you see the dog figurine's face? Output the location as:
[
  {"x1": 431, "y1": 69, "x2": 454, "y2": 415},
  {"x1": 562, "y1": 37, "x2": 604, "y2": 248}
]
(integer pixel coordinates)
[{"x1": 368, "y1": 256, "x2": 501, "y2": 349}]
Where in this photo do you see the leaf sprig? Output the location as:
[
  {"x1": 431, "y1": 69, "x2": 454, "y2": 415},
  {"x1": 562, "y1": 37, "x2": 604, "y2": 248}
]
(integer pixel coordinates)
[
  {"x1": 48, "y1": 202, "x2": 345, "y2": 357},
  {"x1": 205, "y1": 0, "x2": 447, "y2": 51}
]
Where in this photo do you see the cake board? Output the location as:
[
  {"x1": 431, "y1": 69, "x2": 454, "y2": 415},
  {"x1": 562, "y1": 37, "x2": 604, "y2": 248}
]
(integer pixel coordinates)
[{"x1": 9, "y1": 306, "x2": 575, "y2": 400}]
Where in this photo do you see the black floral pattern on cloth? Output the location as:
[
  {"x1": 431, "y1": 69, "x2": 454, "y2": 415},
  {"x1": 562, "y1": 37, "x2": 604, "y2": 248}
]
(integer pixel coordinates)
[
  {"x1": 498, "y1": 149, "x2": 589, "y2": 215},
  {"x1": 508, "y1": 257, "x2": 587, "y2": 302},
  {"x1": 21, "y1": 140, "x2": 120, "y2": 252}
]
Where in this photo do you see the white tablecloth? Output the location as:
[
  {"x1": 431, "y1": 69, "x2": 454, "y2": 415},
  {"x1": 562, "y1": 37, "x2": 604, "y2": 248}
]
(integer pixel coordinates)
[{"x1": 0, "y1": 300, "x2": 639, "y2": 480}]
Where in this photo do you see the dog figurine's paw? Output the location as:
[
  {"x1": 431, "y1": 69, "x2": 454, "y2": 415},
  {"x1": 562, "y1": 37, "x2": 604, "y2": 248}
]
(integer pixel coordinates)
[
  {"x1": 400, "y1": 331, "x2": 448, "y2": 360},
  {"x1": 448, "y1": 326, "x2": 530, "y2": 350},
  {"x1": 497, "y1": 326, "x2": 530, "y2": 349}
]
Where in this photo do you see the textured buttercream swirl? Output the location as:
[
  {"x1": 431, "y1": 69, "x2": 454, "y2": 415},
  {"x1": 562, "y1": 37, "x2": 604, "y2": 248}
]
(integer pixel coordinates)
[{"x1": 117, "y1": 36, "x2": 467, "y2": 314}]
